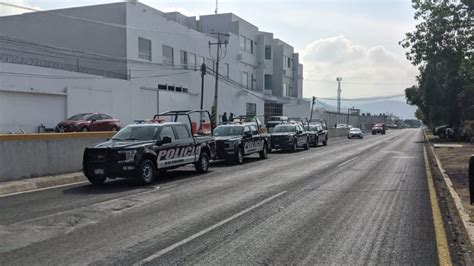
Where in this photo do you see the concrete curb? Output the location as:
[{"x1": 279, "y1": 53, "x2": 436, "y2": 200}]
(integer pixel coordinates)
[
  {"x1": 423, "y1": 130, "x2": 474, "y2": 247},
  {"x1": 0, "y1": 172, "x2": 87, "y2": 197}
]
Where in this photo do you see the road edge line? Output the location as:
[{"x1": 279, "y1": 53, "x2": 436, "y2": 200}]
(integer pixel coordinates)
[
  {"x1": 136, "y1": 190, "x2": 288, "y2": 265},
  {"x1": 423, "y1": 144, "x2": 452, "y2": 266}
]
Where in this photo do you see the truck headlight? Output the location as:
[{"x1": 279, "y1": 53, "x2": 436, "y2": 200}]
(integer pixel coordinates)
[{"x1": 118, "y1": 150, "x2": 137, "y2": 163}]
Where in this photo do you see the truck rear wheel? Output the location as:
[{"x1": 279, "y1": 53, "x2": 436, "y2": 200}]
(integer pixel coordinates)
[
  {"x1": 304, "y1": 139, "x2": 309, "y2": 150},
  {"x1": 195, "y1": 152, "x2": 210, "y2": 173},
  {"x1": 259, "y1": 143, "x2": 268, "y2": 159},
  {"x1": 322, "y1": 137, "x2": 328, "y2": 146}
]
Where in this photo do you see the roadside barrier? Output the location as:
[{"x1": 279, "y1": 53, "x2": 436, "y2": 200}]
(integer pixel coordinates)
[{"x1": 0, "y1": 132, "x2": 114, "y2": 182}]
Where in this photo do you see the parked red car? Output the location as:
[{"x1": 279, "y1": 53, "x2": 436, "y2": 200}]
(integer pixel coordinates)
[{"x1": 55, "y1": 113, "x2": 121, "y2": 132}]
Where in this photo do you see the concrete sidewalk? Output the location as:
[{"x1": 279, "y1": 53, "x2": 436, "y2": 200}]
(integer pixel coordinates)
[{"x1": 0, "y1": 172, "x2": 87, "y2": 197}]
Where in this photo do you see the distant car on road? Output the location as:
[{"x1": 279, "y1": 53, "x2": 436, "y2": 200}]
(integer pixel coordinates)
[
  {"x1": 372, "y1": 124, "x2": 386, "y2": 135},
  {"x1": 270, "y1": 124, "x2": 309, "y2": 152},
  {"x1": 336, "y1": 123, "x2": 352, "y2": 129},
  {"x1": 213, "y1": 122, "x2": 269, "y2": 164},
  {"x1": 56, "y1": 113, "x2": 121, "y2": 132},
  {"x1": 348, "y1": 128, "x2": 364, "y2": 139}
]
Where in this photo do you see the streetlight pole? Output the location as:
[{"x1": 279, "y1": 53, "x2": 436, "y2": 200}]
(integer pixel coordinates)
[{"x1": 336, "y1": 77, "x2": 342, "y2": 114}]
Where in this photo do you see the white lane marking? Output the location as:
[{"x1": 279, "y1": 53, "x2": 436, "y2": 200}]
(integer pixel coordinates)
[
  {"x1": 136, "y1": 190, "x2": 288, "y2": 264},
  {"x1": 337, "y1": 156, "x2": 359, "y2": 168},
  {"x1": 0, "y1": 181, "x2": 88, "y2": 198}
]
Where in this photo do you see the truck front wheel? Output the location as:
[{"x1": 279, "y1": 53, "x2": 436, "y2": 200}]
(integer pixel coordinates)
[{"x1": 138, "y1": 159, "x2": 156, "y2": 185}]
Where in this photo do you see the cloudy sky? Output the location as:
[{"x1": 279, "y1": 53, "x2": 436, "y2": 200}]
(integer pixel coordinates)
[{"x1": 1, "y1": 0, "x2": 419, "y2": 99}]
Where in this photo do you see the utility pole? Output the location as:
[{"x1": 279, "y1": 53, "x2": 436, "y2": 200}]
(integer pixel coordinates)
[
  {"x1": 310, "y1": 96, "x2": 316, "y2": 122},
  {"x1": 209, "y1": 32, "x2": 229, "y2": 127},
  {"x1": 200, "y1": 63, "x2": 207, "y2": 109},
  {"x1": 336, "y1": 77, "x2": 342, "y2": 114}
]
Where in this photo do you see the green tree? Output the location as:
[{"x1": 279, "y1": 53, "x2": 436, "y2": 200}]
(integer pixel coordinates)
[{"x1": 401, "y1": 0, "x2": 473, "y2": 127}]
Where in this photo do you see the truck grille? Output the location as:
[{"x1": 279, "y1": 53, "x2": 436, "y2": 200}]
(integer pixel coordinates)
[{"x1": 215, "y1": 140, "x2": 227, "y2": 159}]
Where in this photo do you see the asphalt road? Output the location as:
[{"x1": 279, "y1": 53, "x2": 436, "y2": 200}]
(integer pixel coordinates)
[{"x1": 0, "y1": 129, "x2": 440, "y2": 265}]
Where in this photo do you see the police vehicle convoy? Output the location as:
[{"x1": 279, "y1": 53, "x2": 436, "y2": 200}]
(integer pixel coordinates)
[
  {"x1": 213, "y1": 122, "x2": 269, "y2": 164},
  {"x1": 83, "y1": 110, "x2": 215, "y2": 185},
  {"x1": 270, "y1": 123, "x2": 309, "y2": 152}
]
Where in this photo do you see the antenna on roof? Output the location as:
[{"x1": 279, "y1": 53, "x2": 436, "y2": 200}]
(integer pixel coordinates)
[{"x1": 215, "y1": 0, "x2": 218, "y2": 14}]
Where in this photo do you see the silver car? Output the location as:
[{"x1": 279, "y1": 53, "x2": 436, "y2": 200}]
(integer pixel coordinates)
[{"x1": 348, "y1": 128, "x2": 364, "y2": 139}]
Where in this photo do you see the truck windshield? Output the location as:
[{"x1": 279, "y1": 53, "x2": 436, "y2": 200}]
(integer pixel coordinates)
[
  {"x1": 309, "y1": 125, "x2": 319, "y2": 131},
  {"x1": 214, "y1": 126, "x2": 244, "y2": 136},
  {"x1": 112, "y1": 126, "x2": 160, "y2": 141},
  {"x1": 273, "y1": 125, "x2": 297, "y2": 133}
]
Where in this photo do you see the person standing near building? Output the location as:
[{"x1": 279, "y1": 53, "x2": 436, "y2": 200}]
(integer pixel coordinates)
[
  {"x1": 222, "y1": 112, "x2": 228, "y2": 124},
  {"x1": 229, "y1": 112, "x2": 234, "y2": 123}
]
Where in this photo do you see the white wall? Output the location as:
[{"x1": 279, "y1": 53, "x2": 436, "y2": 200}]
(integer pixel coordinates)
[{"x1": 0, "y1": 90, "x2": 66, "y2": 133}]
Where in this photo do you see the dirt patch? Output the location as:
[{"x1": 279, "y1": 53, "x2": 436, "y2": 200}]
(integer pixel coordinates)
[{"x1": 426, "y1": 131, "x2": 474, "y2": 221}]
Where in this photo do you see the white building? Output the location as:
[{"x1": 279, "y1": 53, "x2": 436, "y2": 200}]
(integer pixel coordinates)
[{"x1": 0, "y1": 1, "x2": 309, "y2": 133}]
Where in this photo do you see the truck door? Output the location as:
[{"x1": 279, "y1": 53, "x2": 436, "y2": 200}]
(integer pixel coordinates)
[
  {"x1": 172, "y1": 124, "x2": 198, "y2": 164},
  {"x1": 156, "y1": 126, "x2": 178, "y2": 168}
]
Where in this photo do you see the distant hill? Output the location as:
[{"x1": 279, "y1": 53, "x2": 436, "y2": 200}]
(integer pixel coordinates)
[{"x1": 356, "y1": 100, "x2": 416, "y2": 119}]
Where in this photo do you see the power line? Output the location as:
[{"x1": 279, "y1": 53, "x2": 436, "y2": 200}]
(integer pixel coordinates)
[
  {"x1": 317, "y1": 94, "x2": 405, "y2": 101},
  {"x1": 0, "y1": 70, "x2": 197, "y2": 80},
  {"x1": 0, "y1": 35, "x2": 192, "y2": 70}
]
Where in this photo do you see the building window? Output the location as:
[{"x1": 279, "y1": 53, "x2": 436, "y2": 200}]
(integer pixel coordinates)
[
  {"x1": 239, "y1": 35, "x2": 253, "y2": 53},
  {"x1": 162, "y1": 45, "x2": 174, "y2": 65},
  {"x1": 283, "y1": 83, "x2": 288, "y2": 96},
  {"x1": 287, "y1": 57, "x2": 291, "y2": 69},
  {"x1": 239, "y1": 35, "x2": 245, "y2": 50},
  {"x1": 180, "y1": 50, "x2": 188, "y2": 69},
  {"x1": 241, "y1": 72, "x2": 249, "y2": 88},
  {"x1": 206, "y1": 58, "x2": 214, "y2": 71},
  {"x1": 246, "y1": 103, "x2": 257, "y2": 117},
  {"x1": 224, "y1": 63, "x2": 229, "y2": 77},
  {"x1": 265, "y1": 45, "x2": 272, "y2": 60},
  {"x1": 189, "y1": 53, "x2": 196, "y2": 69},
  {"x1": 158, "y1": 84, "x2": 167, "y2": 90},
  {"x1": 283, "y1": 56, "x2": 287, "y2": 70},
  {"x1": 264, "y1": 74, "x2": 272, "y2": 90},
  {"x1": 251, "y1": 74, "x2": 254, "y2": 90},
  {"x1": 246, "y1": 38, "x2": 252, "y2": 53},
  {"x1": 138, "y1": 37, "x2": 152, "y2": 61}
]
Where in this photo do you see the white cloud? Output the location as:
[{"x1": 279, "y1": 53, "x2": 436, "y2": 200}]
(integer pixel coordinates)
[
  {"x1": 300, "y1": 36, "x2": 417, "y2": 98},
  {"x1": 0, "y1": 0, "x2": 40, "y2": 16}
]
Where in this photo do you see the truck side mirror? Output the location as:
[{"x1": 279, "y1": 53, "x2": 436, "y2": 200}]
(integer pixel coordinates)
[{"x1": 157, "y1": 136, "x2": 172, "y2": 145}]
